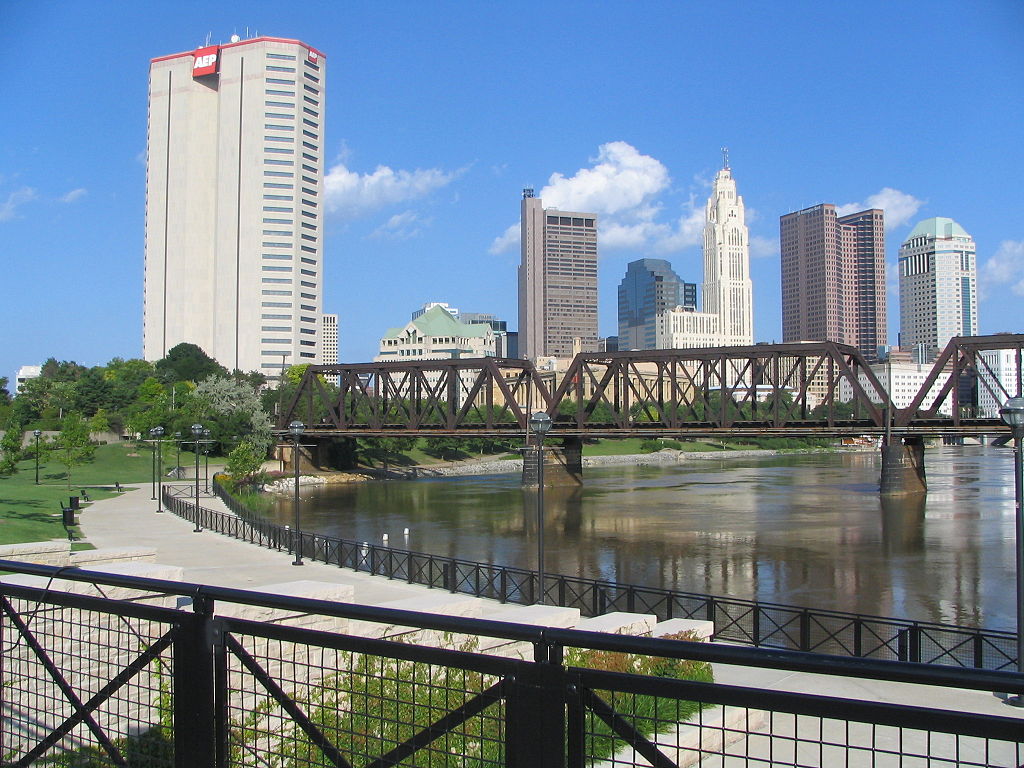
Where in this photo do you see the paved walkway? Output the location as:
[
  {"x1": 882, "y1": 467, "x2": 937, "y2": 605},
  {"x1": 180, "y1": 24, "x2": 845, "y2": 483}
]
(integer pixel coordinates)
[{"x1": 74, "y1": 483, "x2": 1024, "y2": 748}]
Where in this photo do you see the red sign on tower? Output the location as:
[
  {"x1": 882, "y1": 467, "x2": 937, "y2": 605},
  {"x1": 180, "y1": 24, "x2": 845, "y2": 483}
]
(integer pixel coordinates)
[{"x1": 192, "y1": 45, "x2": 219, "y2": 78}]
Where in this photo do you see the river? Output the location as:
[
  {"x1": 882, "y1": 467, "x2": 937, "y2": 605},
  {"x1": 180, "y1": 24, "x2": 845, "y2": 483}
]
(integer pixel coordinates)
[{"x1": 265, "y1": 445, "x2": 1019, "y2": 631}]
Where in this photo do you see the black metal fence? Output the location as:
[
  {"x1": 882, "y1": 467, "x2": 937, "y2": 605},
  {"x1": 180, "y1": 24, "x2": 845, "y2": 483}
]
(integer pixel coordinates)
[
  {"x1": 1, "y1": 560, "x2": 1022, "y2": 767},
  {"x1": 192, "y1": 482, "x2": 1018, "y2": 673}
]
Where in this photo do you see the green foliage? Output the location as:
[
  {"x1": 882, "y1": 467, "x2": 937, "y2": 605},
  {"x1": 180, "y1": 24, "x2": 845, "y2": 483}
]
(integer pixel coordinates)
[
  {"x1": 191, "y1": 376, "x2": 273, "y2": 455},
  {"x1": 639, "y1": 438, "x2": 683, "y2": 452},
  {"x1": 154, "y1": 342, "x2": 227, "y2": 383},
  {"x1": 0, "y1": 421, "x2": 24, "y2": 475},
  {"x1": 53, "y1": 411, "x2": 95, "y2": 489},
  {"x1": 225, "y1": 439, "x2": 268, "y2": 487},
  {"x1": 232, "y1": 633, "x2": 712, "y2": 767},
  {"x1": 422, "y1": 436, "x2": 466, "y2": 460},
  {"x1": 565, "y1": 632, "x2": 713, "y2": 760}
]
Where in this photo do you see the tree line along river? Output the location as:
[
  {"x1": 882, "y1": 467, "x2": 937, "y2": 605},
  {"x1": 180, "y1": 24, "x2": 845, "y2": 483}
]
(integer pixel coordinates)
[{"x1": 264, "y1": 445, "x2": 1019, "y2": 632}]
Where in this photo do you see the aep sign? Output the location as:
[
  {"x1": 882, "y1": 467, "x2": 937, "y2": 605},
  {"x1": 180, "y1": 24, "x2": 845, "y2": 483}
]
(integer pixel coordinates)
[{"x1": 192, "y1": 46, "x2": 219, "y2": 78}]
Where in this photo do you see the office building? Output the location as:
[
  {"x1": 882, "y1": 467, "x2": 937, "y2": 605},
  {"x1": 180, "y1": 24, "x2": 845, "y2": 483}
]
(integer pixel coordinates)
[
  {"x1": 375, "y1": 305, "x2": 496, "y2": 361},
  {"x1": 702, "y1": 156, "x2": 754, "y2": 346},
  {"x1": 656, "y1": 155, "x2": 754, "y2": 350},
  {"x1": 977, "y1": 349, "x2": 1021, "y2": 418},
  {"x1": 518, "y1": 190, "x2": 598, "y2": 360},
  {"x1": 143, "y1": 36, "x2": 326, "y2": 376},
  {"x1": 780, "y1": 204, "x2": 886, "y2": 359},
  {"x1": 898, "y1": 217, "x2": 977, "y2": 362},
  {"x1": 618, "y1": 259, "x2": 694, "y2": 350}
]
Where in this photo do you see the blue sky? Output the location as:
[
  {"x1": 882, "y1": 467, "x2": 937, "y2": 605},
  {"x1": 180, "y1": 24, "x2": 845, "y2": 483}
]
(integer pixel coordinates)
[{"x1": 1, "y1": 0, "x2": 1022, "y2": 382}]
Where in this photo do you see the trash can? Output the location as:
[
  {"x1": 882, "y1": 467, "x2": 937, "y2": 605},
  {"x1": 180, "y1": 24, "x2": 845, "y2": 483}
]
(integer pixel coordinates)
[
  {"x1": 70, "y1": 496, "x2": 80, "y2": 510},
  {"x1": 62, "y1": 507, "x2": 75, "y2": 527}
]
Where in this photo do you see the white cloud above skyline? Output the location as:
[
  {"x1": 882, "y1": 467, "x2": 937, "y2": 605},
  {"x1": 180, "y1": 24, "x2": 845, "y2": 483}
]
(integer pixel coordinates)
[
  {"x1": 370, "y1": 210, "x2": 432, "y2": 240},
  {"x1": 324, "y1": 157, "x2": 458, "y2": 219},
  {"x1": 837, "y1": 187, "x2": 925, "y2": 231},
  {"x1": 59, "y1": 188, "x2": 87, "y2": 204},
  {"x1": 489, "y1": 141, "x2": 718, "y2": 256},
  {"x1": 0, "y1": 187, "x2": 37, "y2": 222},
  {"x1": 980, "y1": 239, "x2": 1024, "y2": 299}
]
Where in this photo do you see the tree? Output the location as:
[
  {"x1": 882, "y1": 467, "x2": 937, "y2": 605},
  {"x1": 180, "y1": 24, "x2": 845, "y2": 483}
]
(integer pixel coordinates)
[
  {"x1": 0, "y1": 420, "x2": 23, "y2": 475},
  {"x1": 0, "y1": 376, "x2": 10, "y2": 406},
  {"x1": 191, "y1": 376, "x2": 273, "y2": 456},
  {"x1": 225, "y1": 439, "x2": 268, "y2": 489},
  {"x1": 155, "y1": 343, "x2": 227, "y2": 383},
  {"x1": 53, "y1": 411, "x2": 94, "y2": 488}
]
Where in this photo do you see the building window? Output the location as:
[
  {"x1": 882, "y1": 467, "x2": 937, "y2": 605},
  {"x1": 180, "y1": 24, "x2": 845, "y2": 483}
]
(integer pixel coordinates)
[
  {"x1": 262, "y1": 301, "x2": 292, "y2": 308},
  {"x1": 267, "y1": 65, "x2": 296, "y2": 73},
  {"x1": 262, "y1": 206, "x2": 293, "y2": 213},
  {"x1": 267, "y1": 53, "x2": 297, "y2": 60},
  {"x1": 262, "y1": 290, "x2": 292, "y2": 296},
  {"x1": 265, "y1": 124, "x2": 294, "y2": 131},
  {"x1": 265, "y1": 147, "x2": 294, "y2": 155},
  {"x1": 265, "y1": 100, "x2": 293, "y2": 108},
  {"x1": 265, "y1": 158, "x2": 294, "y2": 166},
  {"x1": 265, "y1": 89, "x2": 295, "y2": 97}
]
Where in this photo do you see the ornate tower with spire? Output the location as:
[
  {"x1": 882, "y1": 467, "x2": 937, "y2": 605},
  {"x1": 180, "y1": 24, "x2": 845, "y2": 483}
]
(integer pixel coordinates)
[{"x1": 701, "y1": 150, "x2": 753, "y2": 346}]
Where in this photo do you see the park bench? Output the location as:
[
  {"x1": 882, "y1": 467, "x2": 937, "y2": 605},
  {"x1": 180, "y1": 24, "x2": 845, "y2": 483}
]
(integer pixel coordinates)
[{"x1": 80, "y1": 489, "x2": 91, "y2": 502}]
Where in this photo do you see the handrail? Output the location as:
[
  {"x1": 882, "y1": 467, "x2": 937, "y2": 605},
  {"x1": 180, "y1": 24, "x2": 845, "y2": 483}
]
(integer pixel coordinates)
[{"x1": 181, "y1": 481, "x2": 1018, "y2": 671}]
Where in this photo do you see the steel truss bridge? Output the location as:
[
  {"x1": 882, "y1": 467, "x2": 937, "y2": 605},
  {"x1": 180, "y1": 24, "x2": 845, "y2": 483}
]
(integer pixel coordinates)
[{"x1": 279, "y1": 335, "x2": 1024, "y2": 440}]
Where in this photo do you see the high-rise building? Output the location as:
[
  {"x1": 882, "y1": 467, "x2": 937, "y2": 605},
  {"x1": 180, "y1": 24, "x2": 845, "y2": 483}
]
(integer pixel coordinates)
[
  {"x1": 655, "y1": 155, "x2": 753, "y2": 350},
  {"x1": 518, "y1": 189, "x2": 598, "y2": 360},
  {"x1": 898, "y1": 217, "x2": 977, "y2": 361},
  {"x1": 617, "y1": 259, "x2": 694, "y2": 351},
  {"x1": 702, "y1": 158, "x2": 753, "y2": 346},
  {"x1": 143, "y1": 36, "x2": 326, "y2": 376},
  {"x1": 780, "y1": 204, "x2": 886, "y2": 359}
]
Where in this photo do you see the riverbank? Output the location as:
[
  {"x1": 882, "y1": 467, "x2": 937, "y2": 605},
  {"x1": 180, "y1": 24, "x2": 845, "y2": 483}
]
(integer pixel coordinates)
[{"x1": 265, "y1": 445, "x2": 860, "y2": 489}]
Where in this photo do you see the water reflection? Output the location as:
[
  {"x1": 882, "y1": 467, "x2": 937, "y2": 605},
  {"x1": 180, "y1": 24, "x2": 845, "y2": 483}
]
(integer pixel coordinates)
[{"x1": 269, "y1": 446, "x2": 1019, "y2": 631}]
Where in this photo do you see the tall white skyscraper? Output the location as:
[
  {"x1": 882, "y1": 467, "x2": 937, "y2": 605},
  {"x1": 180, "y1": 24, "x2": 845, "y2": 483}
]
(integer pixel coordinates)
[
  {"x1": 143, "y1": 36, "x2": 326, "y2": 376},
  {"x1": 657, "y1": 153, "x2": 753, "y2": 349},
  {"x1": 702, "y1": 154, "x2": 753, "y2": 346},
  {"x1": 898, "y1": 217, "x2": 977, "y2": 361}
]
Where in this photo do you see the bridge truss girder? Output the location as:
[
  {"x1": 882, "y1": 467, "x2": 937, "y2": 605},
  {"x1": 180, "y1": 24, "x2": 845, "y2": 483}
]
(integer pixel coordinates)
[{"x1": 278, "y1": 335, "x2": 1024, "y2": 439}]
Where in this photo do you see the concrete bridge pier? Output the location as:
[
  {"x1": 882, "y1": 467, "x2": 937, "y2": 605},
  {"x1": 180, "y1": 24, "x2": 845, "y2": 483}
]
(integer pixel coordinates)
[
  {"x1": 277, "y1": 440, "x2": 326, "y2": 473},
  {"x1": 879, "y1": 436, "x2": 927, "y2": 495},
  {"x1": 522, "y1": 437, "x2": 584, "y2": 487}
]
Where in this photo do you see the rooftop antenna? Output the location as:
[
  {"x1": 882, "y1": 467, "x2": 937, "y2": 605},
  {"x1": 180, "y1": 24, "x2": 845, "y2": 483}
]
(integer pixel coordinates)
[
  {"x1": 204, "y1": 31, "x2": 212, "y2": 46},
  {"x1": 721, "y1": 146, "x2": 730, "y2": 170}
]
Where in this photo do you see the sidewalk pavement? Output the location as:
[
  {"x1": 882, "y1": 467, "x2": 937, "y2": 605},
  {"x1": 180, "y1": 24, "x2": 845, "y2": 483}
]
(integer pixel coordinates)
[{"x1": 75, "y1": 484, "x2": 1024, "y2": 727}]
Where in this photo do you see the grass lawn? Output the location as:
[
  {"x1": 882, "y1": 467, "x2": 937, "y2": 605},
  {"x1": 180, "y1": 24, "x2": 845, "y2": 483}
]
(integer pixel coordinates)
[{"x1": 0, "y1": 442, "x2": 172, "y2": 546}]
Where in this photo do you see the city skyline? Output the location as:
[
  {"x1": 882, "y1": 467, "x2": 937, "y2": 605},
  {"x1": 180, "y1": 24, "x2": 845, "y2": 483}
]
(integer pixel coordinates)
[{"x1": 1, "y1": 2, "x2": 1021, "y2": 381}]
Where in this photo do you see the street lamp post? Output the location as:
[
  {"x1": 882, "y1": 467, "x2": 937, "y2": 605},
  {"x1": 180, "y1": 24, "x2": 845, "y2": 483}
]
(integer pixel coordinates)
[
  {"x1": 152, "y1": 426, "x2": 165, "y2": 513},
  {"x1": 33, "y1": 429, "x2": 41, "y2": 485},
  {"x1": 289, "y1": 420, "x2": 305, "y2": 566},
  {"x1": 202, "y1": 428, "x2": 211, "y2": 492},
  {"x1": 999, "y1": 396, "x2": 1024, "y2": 706},
  {"x1": 191, "y1": 424, "x2": 203, "y2": 532},
  {"x1": 529, "y1": 411, "x2": 553, "y2": 604},
  {"x1": 149, "y1": 427, "x2": 158, "y2": 500},
  {"x1": 174, "y1": 432, "x2": 181, "y2": 477}
]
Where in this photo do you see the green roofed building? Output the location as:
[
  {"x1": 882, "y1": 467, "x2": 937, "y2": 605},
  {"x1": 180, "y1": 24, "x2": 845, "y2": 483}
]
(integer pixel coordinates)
[{"x1": 375, "y1": 304, "x2": 496, "y2": 362}]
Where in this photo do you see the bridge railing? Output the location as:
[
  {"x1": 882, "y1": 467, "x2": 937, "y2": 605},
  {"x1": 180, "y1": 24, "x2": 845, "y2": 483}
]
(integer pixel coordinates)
[
  {"x1": 3, "y1": 559, "x2": 1022, "y2": 767},
  {"x1": 195, "y1": 482, "x2": 1018, "y2": 671}
]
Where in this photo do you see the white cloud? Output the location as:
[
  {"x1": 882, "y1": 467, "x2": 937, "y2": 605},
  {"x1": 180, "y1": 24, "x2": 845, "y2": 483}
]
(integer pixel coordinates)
[
  {"x1": 980, "y1": 240, "x2": 1024, "y2": 298},
  {"x1": 0, "y1": 187, "x2": 37, "y2": 221},
  {"x1": 491, "y1": 141, "x2": 686, "y2": 255},
  {"x1": 59, "y1": 188, "x2": 87, "y2": 204},
  {"x1": 654, "y1": 199, "x2": 704, "y2": 253},
  {"x1": 489, "y1": 223, "x2": 520, "y2": 255},
  {"x1": 324, "y1": 159, "x2": 457, "y2": 219},
  {"x1": 370, "y1": 210, "x2": 431, "y2": 240},
  {"x1": 539, "y1": 141, "x2": 670, "y2": 216},
  {"x1": 837, "y1": 187, "x2": 924, "y2": 231},
  {"x1": 749, "y1": 235, "x2": 779, "y2": 260}
]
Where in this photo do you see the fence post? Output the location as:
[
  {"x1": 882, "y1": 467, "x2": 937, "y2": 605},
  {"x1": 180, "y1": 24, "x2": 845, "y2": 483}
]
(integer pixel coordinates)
[
  {"x1": 800, "y1": 609, "x2": 810, "y2": 652},
  {"x1": 506, "y1": 643, "x2": 566, "y2": 768},
  {"x1": 449, "y1": 559, "x2": 458, "y2": 593},
  {"x1": 174, "y1": 595, "x2": 219, "y2": 768},
  {"x1": 499, "y1": 569, "x2": 508, "y2": 603}
]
